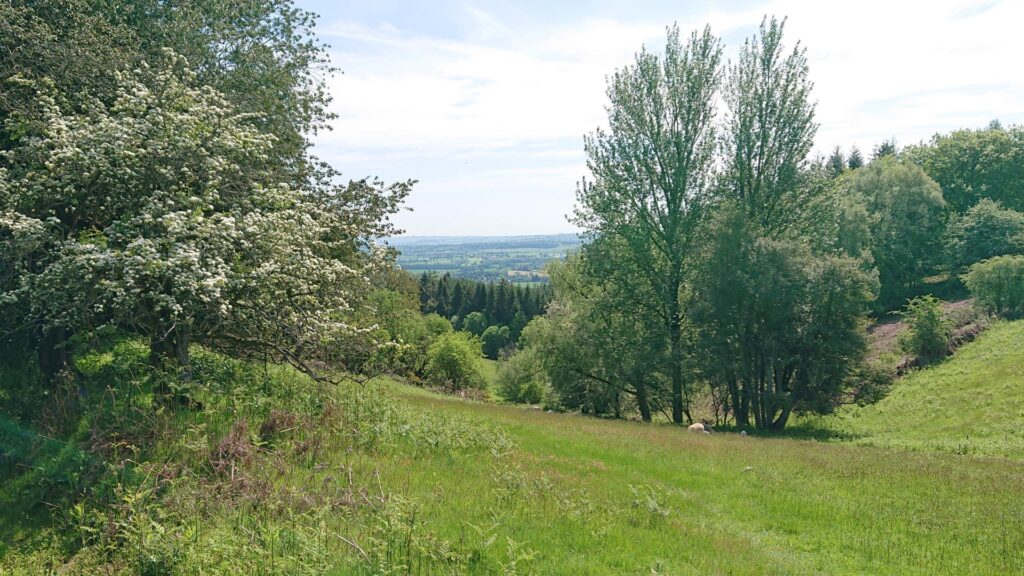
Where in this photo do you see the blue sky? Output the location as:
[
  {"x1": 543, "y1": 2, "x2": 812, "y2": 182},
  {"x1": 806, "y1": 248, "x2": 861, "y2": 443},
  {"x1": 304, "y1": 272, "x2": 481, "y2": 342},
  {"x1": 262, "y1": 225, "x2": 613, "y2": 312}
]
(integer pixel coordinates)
[{"x1": 299, "y1": 0, "x2": 1024, "y2": 236}]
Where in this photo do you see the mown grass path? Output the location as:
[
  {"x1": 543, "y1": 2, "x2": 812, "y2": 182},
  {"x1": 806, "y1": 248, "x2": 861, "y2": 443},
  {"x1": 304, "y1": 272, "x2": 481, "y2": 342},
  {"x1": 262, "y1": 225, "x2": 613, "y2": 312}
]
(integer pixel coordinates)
[{"x1": 374, "y1": 384, "x2": 1024, "y2": 575}]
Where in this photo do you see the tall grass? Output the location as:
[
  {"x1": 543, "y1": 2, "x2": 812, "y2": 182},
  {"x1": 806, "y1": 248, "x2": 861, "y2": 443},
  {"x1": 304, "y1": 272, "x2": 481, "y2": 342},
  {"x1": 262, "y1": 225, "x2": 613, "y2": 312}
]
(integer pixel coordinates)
[{"x1": 3, "y1": 333, "x2": 1024, "y2": 574}]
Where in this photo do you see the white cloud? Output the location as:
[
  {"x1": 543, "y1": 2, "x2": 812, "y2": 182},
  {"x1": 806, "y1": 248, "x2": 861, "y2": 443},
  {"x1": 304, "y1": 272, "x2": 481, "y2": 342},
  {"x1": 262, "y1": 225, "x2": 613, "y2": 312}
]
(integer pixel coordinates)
[{"x1": 312, "y1": 0, "x2": 1024, "y2": 235}]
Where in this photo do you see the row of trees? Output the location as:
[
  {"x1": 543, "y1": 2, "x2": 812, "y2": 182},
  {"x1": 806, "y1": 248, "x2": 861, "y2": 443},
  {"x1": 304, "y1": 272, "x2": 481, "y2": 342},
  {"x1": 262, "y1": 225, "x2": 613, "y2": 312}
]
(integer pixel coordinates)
[
  {"x1": 0, "y1": 0, "x2": 410, "y2": 400},
  {"x1": 502, "y1": 18, "x2": 1024, "y2": 430},
  {"x1": 832, "y1": 124, "x2": 1024, "y2": 310},
  {"x1": 418, "y1": 273, "x2": 551, "y2": 326},
  {"x1": 416, "y1": 273, "x2": 551, "y2": 351}
]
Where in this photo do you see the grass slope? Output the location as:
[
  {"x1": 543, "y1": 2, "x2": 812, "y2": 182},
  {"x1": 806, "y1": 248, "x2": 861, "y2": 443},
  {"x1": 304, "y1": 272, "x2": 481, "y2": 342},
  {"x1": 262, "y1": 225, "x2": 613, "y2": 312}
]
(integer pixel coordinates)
[
  {"x1": 818, "y1": 319, "x2": 1024, "y2": 459},
  {"x1": 4, "y1": 337, "x2": 1024, "y2": 574},
  {"x1": 388, "y1": 386, "x2": 1024, "y2": 575}
]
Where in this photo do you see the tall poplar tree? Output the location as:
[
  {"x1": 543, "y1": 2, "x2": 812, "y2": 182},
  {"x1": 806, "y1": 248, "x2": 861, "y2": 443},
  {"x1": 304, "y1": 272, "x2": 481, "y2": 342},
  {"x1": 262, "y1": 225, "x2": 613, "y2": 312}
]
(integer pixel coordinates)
[
  {"x1": 574, "y1": 24, "x2": 723, "y2": 424},
  {"x1": 721, "y1": 16, "x2": 817, "y2": 237}
]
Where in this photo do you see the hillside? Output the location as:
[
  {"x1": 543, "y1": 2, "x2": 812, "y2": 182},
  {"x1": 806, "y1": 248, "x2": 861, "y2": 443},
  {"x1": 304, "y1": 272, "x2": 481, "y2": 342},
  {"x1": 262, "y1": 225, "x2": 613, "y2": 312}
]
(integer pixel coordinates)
[
  {"x1": 4, "y1": 343, "x2": 1024, "y2": 574},
  {"x1": 817, "y1": 319, "x2": 1024, "y2": 459}
]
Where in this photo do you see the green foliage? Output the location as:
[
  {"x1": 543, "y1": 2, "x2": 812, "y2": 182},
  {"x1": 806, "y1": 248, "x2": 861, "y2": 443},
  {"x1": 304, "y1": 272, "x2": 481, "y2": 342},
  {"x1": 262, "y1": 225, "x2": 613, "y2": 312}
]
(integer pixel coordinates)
[
  {"x1": 480, "y1": 325, "x2": 510, "y2": 360},
  {"x1": 692, "y1": 208, "x2": 878, "y2": 429},
  {"x1": 722, "y1": 15, "x2": 818, "y2": 236},
  {"x1": 0, "y1": 0, "x2": 412, "y2": 391},
  {"x1": 847, "y1": 146, "x2": 864, "y2": 170},
  {"x1": 423, "y1": 313, "x2": 454, "y2": 337},
  {"x1": 416, "y1": 272, "x2": 552, "y2": 332},
  {"x1": 495, "y1": 349, "x2": 549, "y2": 404},
  {"x1": 944, "y1": 199, "x2": 1024, "y2": 269},
  {"x1": 898, "y1": 296, "x2": 953, "y2": 364},
  {"x1": 575, "y1": 24, "x2": 722, "y2": 424},
  {"x1": 425, "y1": 332, "x2": 485, "y2": 390},
  {"x1": 462, "y1": 311, "x2": 489, "y2": 336},
  {"x1": 827, "y1": 146, "x2": 846, "y2": 177},
  {"x1": 964, "y1": 255, "x2": 1024, "y2": 317},
  {"x1": 904, "y1": 124, "x2": 1024, "y2": 213},
  {"x1": 840, "y1": 158, "x2": 946, "y2": 311},
  {"x1": 871, "y1": 138, "x2": 898, "y2": 161}
]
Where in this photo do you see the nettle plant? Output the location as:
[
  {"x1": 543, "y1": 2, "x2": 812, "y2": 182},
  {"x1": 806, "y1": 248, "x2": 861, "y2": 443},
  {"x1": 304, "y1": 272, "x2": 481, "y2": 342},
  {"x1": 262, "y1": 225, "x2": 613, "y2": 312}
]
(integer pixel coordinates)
[{"x1": 1, "y1": 51, "x2": 401, "y2": 387}]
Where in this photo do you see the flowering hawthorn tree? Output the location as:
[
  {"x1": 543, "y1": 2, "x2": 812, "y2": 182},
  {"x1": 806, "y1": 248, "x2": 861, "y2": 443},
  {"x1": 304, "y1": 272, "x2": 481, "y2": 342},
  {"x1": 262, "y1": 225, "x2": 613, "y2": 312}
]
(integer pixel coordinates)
[{"x1": 0, "y1": 53, "x2": 409, "y2": 387}]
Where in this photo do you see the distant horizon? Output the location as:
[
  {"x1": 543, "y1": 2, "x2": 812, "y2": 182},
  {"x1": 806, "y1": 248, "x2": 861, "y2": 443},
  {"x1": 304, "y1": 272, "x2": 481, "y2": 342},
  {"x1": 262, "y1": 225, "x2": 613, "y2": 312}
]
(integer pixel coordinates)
[{"x1": 389, "y1": 231, "x2": 580, "y2": 239}]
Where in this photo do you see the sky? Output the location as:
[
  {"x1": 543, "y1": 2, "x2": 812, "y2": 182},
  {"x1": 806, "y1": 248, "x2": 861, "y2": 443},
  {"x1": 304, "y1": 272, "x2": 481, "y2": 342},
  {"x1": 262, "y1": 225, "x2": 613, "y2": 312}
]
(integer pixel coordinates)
[{"x1": 297, "y1": 0, "x2": 1024, "y2": 236}]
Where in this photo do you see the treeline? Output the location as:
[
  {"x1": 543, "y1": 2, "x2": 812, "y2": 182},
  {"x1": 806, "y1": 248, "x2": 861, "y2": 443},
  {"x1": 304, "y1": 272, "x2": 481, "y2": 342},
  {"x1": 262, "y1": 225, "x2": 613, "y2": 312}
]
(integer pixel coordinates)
[
  {"x1": 417, "y1": 273, "x2": 552, "y2": 355},
  {"x1": 493, "y1": 19, "x2": 1024, "y2": 429}
]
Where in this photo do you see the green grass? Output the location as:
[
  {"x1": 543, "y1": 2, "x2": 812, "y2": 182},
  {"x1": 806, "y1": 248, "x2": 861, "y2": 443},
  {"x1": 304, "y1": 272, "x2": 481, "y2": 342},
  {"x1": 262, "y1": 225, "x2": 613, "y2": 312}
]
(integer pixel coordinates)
[
  {"x1": 4, "y1": 333, "x2": 1024, "y2": 574},
  {"x1": 376, "y1": 385, "x2": 1024, "y2": 575},
  {"x1": 811, "y1": 319, "x2": 1024, "y2": 459},
  {"x1": 476, "y1": 356, "x2": 500, "y2": 397}
]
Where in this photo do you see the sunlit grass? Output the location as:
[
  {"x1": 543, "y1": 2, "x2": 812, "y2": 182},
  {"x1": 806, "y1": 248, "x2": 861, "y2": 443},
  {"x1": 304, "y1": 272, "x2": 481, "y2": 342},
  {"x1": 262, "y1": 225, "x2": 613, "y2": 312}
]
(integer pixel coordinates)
[
  {"x1": 4, "y1": 335, "x2": 1024, "y2": 574},
  {"x1": 809, "y1": 319, "x2": 1024, "y2": 459}
]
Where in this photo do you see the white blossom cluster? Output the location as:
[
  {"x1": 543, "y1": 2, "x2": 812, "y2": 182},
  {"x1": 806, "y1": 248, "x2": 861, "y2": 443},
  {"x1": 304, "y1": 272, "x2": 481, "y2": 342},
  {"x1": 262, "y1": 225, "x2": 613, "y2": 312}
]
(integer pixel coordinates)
[{"x1": 1, "y1": 52, "x2": 386, "y2": 371}]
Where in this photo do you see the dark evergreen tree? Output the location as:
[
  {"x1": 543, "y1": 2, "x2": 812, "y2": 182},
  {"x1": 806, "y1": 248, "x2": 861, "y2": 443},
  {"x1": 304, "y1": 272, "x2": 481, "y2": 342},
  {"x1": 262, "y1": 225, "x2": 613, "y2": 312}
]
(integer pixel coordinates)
[
  {"x1": 435, "y1": 273, "x2": 451, "y2": 317},
  {"x1": 827, "y1": 146, "x2": 845, "y2": 177},
  {"x1": 450, "y1": 282, "x2": 464, "y2": 319},
  {"x1": 485, "y1": 284, "x2": 497, "y2": 322},
  {"x1": 847, "y1": 147, "x2": 865, "y2": 170},
  {"x1": 473, "y1": 284, "x2": 488, "y2": 315},
  {"x1": 419, "y1": 272, "x2": 434, "y2": 314},
  {"x1": 872, "y1": 138, "x2": 898, "y2": 161}
]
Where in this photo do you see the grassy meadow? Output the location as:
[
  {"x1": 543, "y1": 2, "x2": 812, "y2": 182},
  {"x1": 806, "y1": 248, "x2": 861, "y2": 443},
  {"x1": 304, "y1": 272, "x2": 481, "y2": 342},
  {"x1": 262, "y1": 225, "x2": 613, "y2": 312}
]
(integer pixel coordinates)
[{"x1": 3, "y1": 330, "x2": 1024, "y2": 575}]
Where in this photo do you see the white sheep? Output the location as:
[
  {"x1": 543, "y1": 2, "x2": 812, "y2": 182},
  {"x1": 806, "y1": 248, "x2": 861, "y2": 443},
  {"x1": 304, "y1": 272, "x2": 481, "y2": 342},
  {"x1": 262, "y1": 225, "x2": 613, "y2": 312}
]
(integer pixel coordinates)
[{"x1": 687, "y1": 422, "x2": 714, "y2": 434}]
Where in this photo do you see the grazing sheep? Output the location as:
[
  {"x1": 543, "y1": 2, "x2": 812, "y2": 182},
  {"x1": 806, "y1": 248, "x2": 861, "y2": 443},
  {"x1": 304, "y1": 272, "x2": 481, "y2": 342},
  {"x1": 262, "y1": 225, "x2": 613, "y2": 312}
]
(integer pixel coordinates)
[
  {"x1": 688, "y1": 422, "x2": 714, "y2": 434},
  {"x1": 740, "y1": 430, "x2": 748, "y2": 437}
]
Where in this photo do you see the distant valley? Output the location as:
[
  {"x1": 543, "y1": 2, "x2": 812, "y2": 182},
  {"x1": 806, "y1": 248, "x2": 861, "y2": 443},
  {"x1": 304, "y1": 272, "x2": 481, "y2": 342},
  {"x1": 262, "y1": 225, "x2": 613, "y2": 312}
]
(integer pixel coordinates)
[{"x1": 388, "y1": 233, "x2": 582, "y2": 282}]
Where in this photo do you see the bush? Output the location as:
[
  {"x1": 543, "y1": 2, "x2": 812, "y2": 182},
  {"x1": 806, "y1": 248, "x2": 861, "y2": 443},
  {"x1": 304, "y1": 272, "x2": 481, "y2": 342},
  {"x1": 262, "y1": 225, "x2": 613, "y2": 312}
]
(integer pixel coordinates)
[
  {"x1": 423, "y1": 313, "x2": 453, "y2": 337},
  {"x1": 944, "y1": 199, "x2": 1024, "y2": 269},
  {"x1": 424, "y1": 332, "x2": 485, "y2": 390},
  {"x1": 496, "y1": 349, "x2": 548, "y2": 404},
  {"x1": 898, "y1": 296, "x2": 952, "y2": 364},
  {"x1": 461, "y1": 312, "x2": 488, "y2": 336},
  {"x1": 480, "y1": 325, "x2": 510, "y2": 360},
  {"x1": 964, "y1": 255, "x2": 1024, "y2": 317}
]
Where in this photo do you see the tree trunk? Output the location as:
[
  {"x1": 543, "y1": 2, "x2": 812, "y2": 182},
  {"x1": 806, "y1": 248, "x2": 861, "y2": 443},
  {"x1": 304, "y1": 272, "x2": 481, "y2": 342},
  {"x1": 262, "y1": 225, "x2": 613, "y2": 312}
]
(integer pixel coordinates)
[
  {"x1": 37, "y1": 326, "x2": 69, "y2": 387},
  {"x1": 149, "y1": 321, "x2": 192, "y2": 403},
  {"x1": 728, "y1": 376, "x2": 748, "y2": 428},
  {"x1": 635, "y1": 382, "x2": 652, "y2": 423},
  {"x1": 176, "y1": 321, "x2": 192, "y2": 383},
  {"x1": 668, "y1": 278, "x2": 685, "y2": 424},
  {"x1": 773, "y1": 403, "x2": 793, "y2": 430}
]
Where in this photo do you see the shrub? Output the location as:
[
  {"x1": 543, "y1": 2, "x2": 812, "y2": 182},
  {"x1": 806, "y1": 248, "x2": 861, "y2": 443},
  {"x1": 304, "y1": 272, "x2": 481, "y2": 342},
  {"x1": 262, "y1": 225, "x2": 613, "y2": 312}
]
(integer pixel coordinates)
[
  {"x1": 423, "y1": 313, "x2": 453, "y2": 337},
  {"x1": 481, "y1": 325, "x2": 510, "y2": 360},
  {"x1": 898, "y1": 296, "x2": 952, "y2": 364},
  {"x1": 461, "y1": 312, "x2": 488, "y2": 336},
  {"x1": 496, "y1": 349, "x2": 548, "y2": 404},
  {"x1": 964, "y1": 255, "x2": 1024, "y2": 317},
  {"x1": 425, "y1": 332, "x2": 485, "y2": 390},
  {"x1": 944, "y1": 199, "x2": 1024, "y2": 268}
]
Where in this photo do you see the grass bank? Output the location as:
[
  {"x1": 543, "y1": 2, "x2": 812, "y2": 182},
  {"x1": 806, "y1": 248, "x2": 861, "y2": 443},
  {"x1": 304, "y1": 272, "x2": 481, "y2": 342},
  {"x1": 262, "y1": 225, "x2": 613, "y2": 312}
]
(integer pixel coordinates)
[
  {"x1": 3, "y1": 339, "x2": 1023, "y2": 574},
  {"x1": 809, "y1": 319, "x2": 1024, "y2": 459}
]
